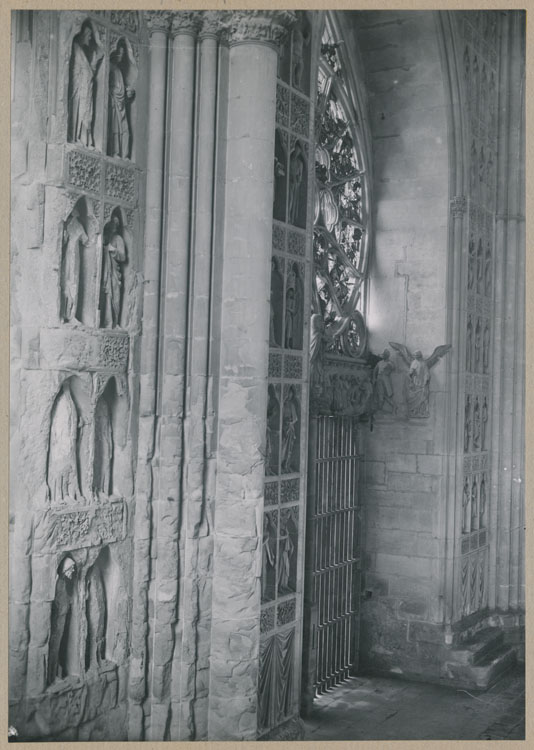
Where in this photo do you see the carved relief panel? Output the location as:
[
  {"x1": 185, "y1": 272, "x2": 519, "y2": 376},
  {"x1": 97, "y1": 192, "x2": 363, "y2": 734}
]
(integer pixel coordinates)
[
  {"x1": 260, "y1": 10, "x2": 315, "y2": 738},
  {"x1": 456, "y1": 10, "x2": 500, "y2": 619}
]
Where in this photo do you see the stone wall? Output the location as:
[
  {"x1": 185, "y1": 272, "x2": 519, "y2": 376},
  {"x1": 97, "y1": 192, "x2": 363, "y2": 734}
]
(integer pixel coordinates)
[{"x1": 351, "y1": 10, "x2": 453, "y2": 680}]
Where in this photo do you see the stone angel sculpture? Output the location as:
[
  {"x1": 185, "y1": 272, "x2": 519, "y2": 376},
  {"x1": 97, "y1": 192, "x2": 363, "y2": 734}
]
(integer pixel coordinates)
[{"x1": 389, "y1": 341, "x2": 452, "y2": 418}]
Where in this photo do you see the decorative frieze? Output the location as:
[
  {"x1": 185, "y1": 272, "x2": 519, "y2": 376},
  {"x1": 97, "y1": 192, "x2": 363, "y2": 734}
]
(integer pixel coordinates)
[
  {"x1": 219, "y1": 10, "x2": 296, "y2": 48},
  {"x1": 35, "y1": 329, "x2": 129, "y2": 373},
  {"x1": 104, "y1": 162, "x2": 137, "y2": 205},
  {"x1": 110, "y1": 10, "x2": 138, "y2": 33},
  {"x1": 66, "y1": 149, "x2": 101, "y2": 194},
  {"x1": 277, "y1": 598, "x2": 296, "y2": 626},
  {"x1": 38, "y1": 500, "x2": 126, "y2": 552}
]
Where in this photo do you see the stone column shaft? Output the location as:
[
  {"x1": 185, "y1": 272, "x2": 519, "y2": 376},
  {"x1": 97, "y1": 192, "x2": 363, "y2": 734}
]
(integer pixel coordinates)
[
  {"x1": 208, "y1": 39, "x2": 279, "y2": 742},
  {"x1": 128, "y1": 23, "x2": 168, "y2": 741},
  {"x1": 149, "y1": 22, "x2": 197, "y2": 742},
  {"x1": 175, "y1": 31, "x2": 218, "y2": 742}
]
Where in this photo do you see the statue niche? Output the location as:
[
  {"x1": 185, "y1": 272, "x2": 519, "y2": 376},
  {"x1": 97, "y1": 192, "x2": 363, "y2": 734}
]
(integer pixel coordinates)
[
  {"x1": 61, "y1": 201, "x2": 88, "y2": 324},
  {"x1": 281, "y1": 385, "x2": 300, "y2": 474},
  {"x1": 85, "y1": 560, "x2": 106, "y2": 671},
  {"x1": 93, "y1": 387, "x2": 113, "y2": 498},
  {"x1": 262, "y1": 511, "x2": 278, "y2": 604},
  {"x1": 68, "y1": 19, "x2": 104, "y2": 150},
  {"x1": 284, "y1": 262, "x2": 304, "y2": 350},
  {"x1": 107, "y1": 38, "x2": 137, "y2": 160},
  {"x1": 273, "y1": 129, "x2": 288, "y2": 222},
  {"x1": 269, "y1": 257, "x2": 284, "y2": 348},
  {"x1": 99, "y1": 209, "x2": 127, "y2": 329},
  {"x1": 278, "y1": 508, "x2": 298, "y2": 595},
  {"x1": 47, "y1": 381, "x2": 81, "y2": 505},
  {"x1": 265, "y1": 384, "x2": 281, "y2": 477},
  {"x1": 48, "y1": 556, "x2": 79, "y2": 685},
  {"x1": 288, "y1": 140, "x2": 307, "y2": 228}
]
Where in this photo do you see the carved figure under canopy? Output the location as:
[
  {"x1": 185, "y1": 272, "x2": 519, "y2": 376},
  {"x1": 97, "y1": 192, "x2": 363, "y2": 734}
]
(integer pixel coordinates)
[
  {"x1": 278, "y1": 513, "x2": 295, "y2": 593},
  {"x1": 61, "y1": 206, "x2": 89, "y2": 323},
  {"x1": 471, "y1": 475, "x2": 478, "y2": 528},
  {"x1": 265, "y1": 385, "x2": 279, "y2": 476},
  {"x1": 47, "y1": 383, "x2": 81, "y2": 504},
  {"x1": 483, "y1": 322, "x2": 490, "y2": 373},
  {"x1": 281, "y1": 386, "x2": 299, "y2": 473},
  {"x1": 482, "y1": 396, "x2": 488, "y2": 450},
  {"x1": 284, "y1": 264, "x2": 303, "y2": 349},
  {"x1": 473, "y1": 396, "x2": 481, "y2": 450},
  {"x1": 85, "y1": 564, "x2": 106, "y2": 670},
  {"x1": 464, "y1": 394, "x2": 472, "y2": 453},
  {"x1": 262, "y1": 513, "x2": 277, "y2": 602},
  {"x1": 100, "y1": 214, "x2": 127, "y2": 328},
  {"x1": 288, "y1": 141, "x2": 305, "y2": 225},
  {"x1": 48, "y1": 557, "x2": 77, "y2": 685},
  {"x1": 292, "y1": 13, "x2": 310, "y2": 91},
  {"x1": 93, "y1": 395, "x2": 113, "y2": 496},
  {"x1": 373, "y1": 349, "x2": 395, "y2": 413},
  {"x1": 462, "y1": 477, "x2": 470, "y2": 533},
  {"x1": 389, "y1": 342, "x2": 452, "y2": 418},
  {"x1": 68, "y1": 21, "x2": 103, "y2": 148},
  {"x1": 108, "y1": 40, "x2": 135, "y2": 159}
]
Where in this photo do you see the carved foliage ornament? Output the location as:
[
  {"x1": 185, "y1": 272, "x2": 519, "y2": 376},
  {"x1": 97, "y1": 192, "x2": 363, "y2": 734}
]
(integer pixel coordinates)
[{"x1": 218, "y1": 10, "x2": 297, "y2": 46}]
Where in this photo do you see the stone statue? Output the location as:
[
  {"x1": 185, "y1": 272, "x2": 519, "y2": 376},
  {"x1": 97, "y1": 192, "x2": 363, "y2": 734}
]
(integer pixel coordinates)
[
  {"x1": 288, "y1": 141, "x2": 305, "y2": 225},
  {"x1": 85, "y1": 565, "x2": 106, "y2": 670},
  {"x1": 476, "y1": 239, "x2": 484, "y2": 294},
  {"x1": 373, "y1": 349, "x2": 395, "y2": 413},
  {"x1": 93, "y1": 395, "x2": 113, "y2": 496},
  {"x1": 471, "y1": 475, "x2": 478, "y2": 529},
  {"x1": 464, "y1": 394, "x2": 471, "y2": 453},
  {"x1": 108, "y1": 40, "x2": 135, "y2": 159},
  {"x1": 466, "y1": 316, "x2": 473, "y2": 372},
  {"x1": 47, "y1": 383, "x2": 82, "y2": 504},
  {"x1": 269, "y1": 257, "x2": 283, "y2": 347},
  {"x1": 281, "y1": 386, "x2": 299, "y2": 473},
  {"x1": 485, "y1": 243, "x2": 492, "y2": 296},
  {"x1": 479, "y1": 474, "x2": 487, "y2": 527},
  {"x1": 474, "y1": 319, "x2": 482, "y2": 373},
  {"x1": 100, "y1": 214, "x2": 127, "y2": 328},
  {"x1": 48, "y1": 557, "x2": 77, "y2": 684},
  {"x1": 468, "y1": 235, "x2": 476, "y2": 291},
  {"x1": 278, "y1": 513, "x2": 295, "y2": 593},
  {"x1": 292, "y1": 13, "x2": 310, "y2": 90},
  {"x1": 482, "y1": 396, "x2": 488, "y2": 450},
  {"x1": 68, "y1": 21, "x2": 103, "y2": 148},
  {"x1": 389, "y1": 342, "x2": 452, "y2": 418},
  {"x1": 473, "y1": 396, "x2": 481, "y2": 450},
  {"x1": 262, "y1": 513, "x2": 276, "y2": 601},
  {"x1": 462, "y1": 477, "x2": 470, "y2": 533},
  {"x1": 265, "y1": 385, "x2": 279, "y2": 476},
  {"x1": 483, "y1": 322, "x2": 490, "y2": 373},
  {"x1": 285, "y1": 264, "x2": 302, "y2": 349},
  {"x1": 62, "y1": 206, "x2": 89, "y2": 323}
]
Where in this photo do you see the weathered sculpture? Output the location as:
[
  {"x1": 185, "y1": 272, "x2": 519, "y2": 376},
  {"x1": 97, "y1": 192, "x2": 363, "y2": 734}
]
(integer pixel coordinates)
[
  {"x1": 471, "y1": 475, "x2": 478, "y2": 528},
  {"x1": 108, "y1": 39, "x2": 135, "y2": 159},
  {"x1": 61, "y1": 206, "x2": 89, "y2": 323},
  {"x1": 265, "y1": 385, "x2": 279, "y2": 476},
  {"x1": 288, "y1": 141, "x2": 305, "y2": 225},
  {"x1": 372, "y1": 349, "x2": 395, "y2": 413},
  {"x1": 100, "y1": 214, "x2": 127, "y2": 328},
  {"x1": 262, "y1": 513, "x2": 277, "y2": 602},
  {"x1": 47, "y1": 382, "x2": 81, "y2": 504},
  {"x1": 292, "y1": 13, "x2": 310, "y2": 90},
  {"x1": 284, "y1": 264, "x2": 302, "y2": 349},
  {"x1": 281, "y1": 386, "x2": 299, "y2": 473},
  {"x1": 473, "y1": 396, "x2": 481, "y2": 450},
  {"x1": 482, "y1": 396, "x2": 488, "y2": 450},
  {"x1": 466, "y1": 316, "x2": 473, "y2": 371},
  {"x1": 93, "y1": 395, "x2": 113, "y2": 496},
  {"x1": 464, "y1": 395, "x2": 472, "y2": 453},
  {"x1": 278, "y1": 514, "x2": 295, "y2": 593},
  {"x1": 474, "y1": 318, "x2": 482, "y2": 372},
  {"x1": 462, "y1": 477, "x2": 470, "y2": 533},
  {"x1": 483, "y1": 322, "x2": 490, "y2": 373},
  {"x1": 389, "y1": 342, "x2": 452, "y2": 418},
  {"x1": 467, "y1": 235, "x2": 476, "y2": 291},
  {"x1": 85, "y1": 564, "x2": 106, "y2": 670},
  {"x1": 68, "y1": 21, "x2": 103, "y2": 148},
  {"x1": 479, "y1": 474, "x2": 487, "y2": 527},
  {"x1": 48, "y1": 557, "x2": 77, "y2": 684}
]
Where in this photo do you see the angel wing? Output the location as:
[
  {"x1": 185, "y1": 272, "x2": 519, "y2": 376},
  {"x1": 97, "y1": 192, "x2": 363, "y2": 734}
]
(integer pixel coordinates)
[
  {"x1": 389, "y1": 341, "x2": 413, "y2": 367},
  {"x1": 425, "y1": 344, "x2": 452, "y2": 370}
]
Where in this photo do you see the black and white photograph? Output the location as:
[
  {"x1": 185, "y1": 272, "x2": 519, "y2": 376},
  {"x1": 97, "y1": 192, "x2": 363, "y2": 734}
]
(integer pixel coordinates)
[{"x1": 8, "y1": 6, "x2": 526, "y2": 743}]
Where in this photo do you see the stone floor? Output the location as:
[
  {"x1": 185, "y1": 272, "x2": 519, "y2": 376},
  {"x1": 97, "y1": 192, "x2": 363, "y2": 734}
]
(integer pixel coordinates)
[{"x1": 302, "y1": 664, "x2": 525, "y2": 741}]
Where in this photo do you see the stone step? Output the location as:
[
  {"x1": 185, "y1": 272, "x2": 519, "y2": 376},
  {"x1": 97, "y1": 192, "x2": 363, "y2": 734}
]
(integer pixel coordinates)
[
  {"x1": 442, "y1": 644, "x2": 516, "y2": 690},
  {"x1": 450, "y1": 627, "x2": 504, "y2": 666}
]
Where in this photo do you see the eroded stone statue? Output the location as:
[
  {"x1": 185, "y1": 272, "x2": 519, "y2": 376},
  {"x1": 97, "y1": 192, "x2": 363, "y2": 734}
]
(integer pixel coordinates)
[
  {"x1": 288, "y1": 141, "x2": 305, "y2": 225},
  {"x1": 47, "y1": 383, "x2": 81, "y2": 504},
  {"x1": 93, "y1": 396, "x2": 113, "y2": 496},
  {"x1": 281, "y1": 386, "x2": 299, "y2": 473},
  {"x1": 48, "y1": 557, "x2": 77, "y2": 685},
  {"x1": 85, "y1": 565, "x2": 106, "y2": 670},
  {"x1": 108, "y1": 40, "x2": 135, "y2": 159},
  {"x1": 100, "y1": 214, "x2": 127, "y2": 328},
  {"x1": 389, "y1": 342, "x2": 452, "y2": 418},
  {"x1": 278, "y1": 514, "x2": 295, "y2": 593},
  {"x1": 68, "y1": 21, "x2": 103, "y2": 148},
  {"x1": 372, "y1": 349, "x2": 395, "y2": 413},
  {"x1": 62, "y1": 206, "x2": 89, "y2": 323}
]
